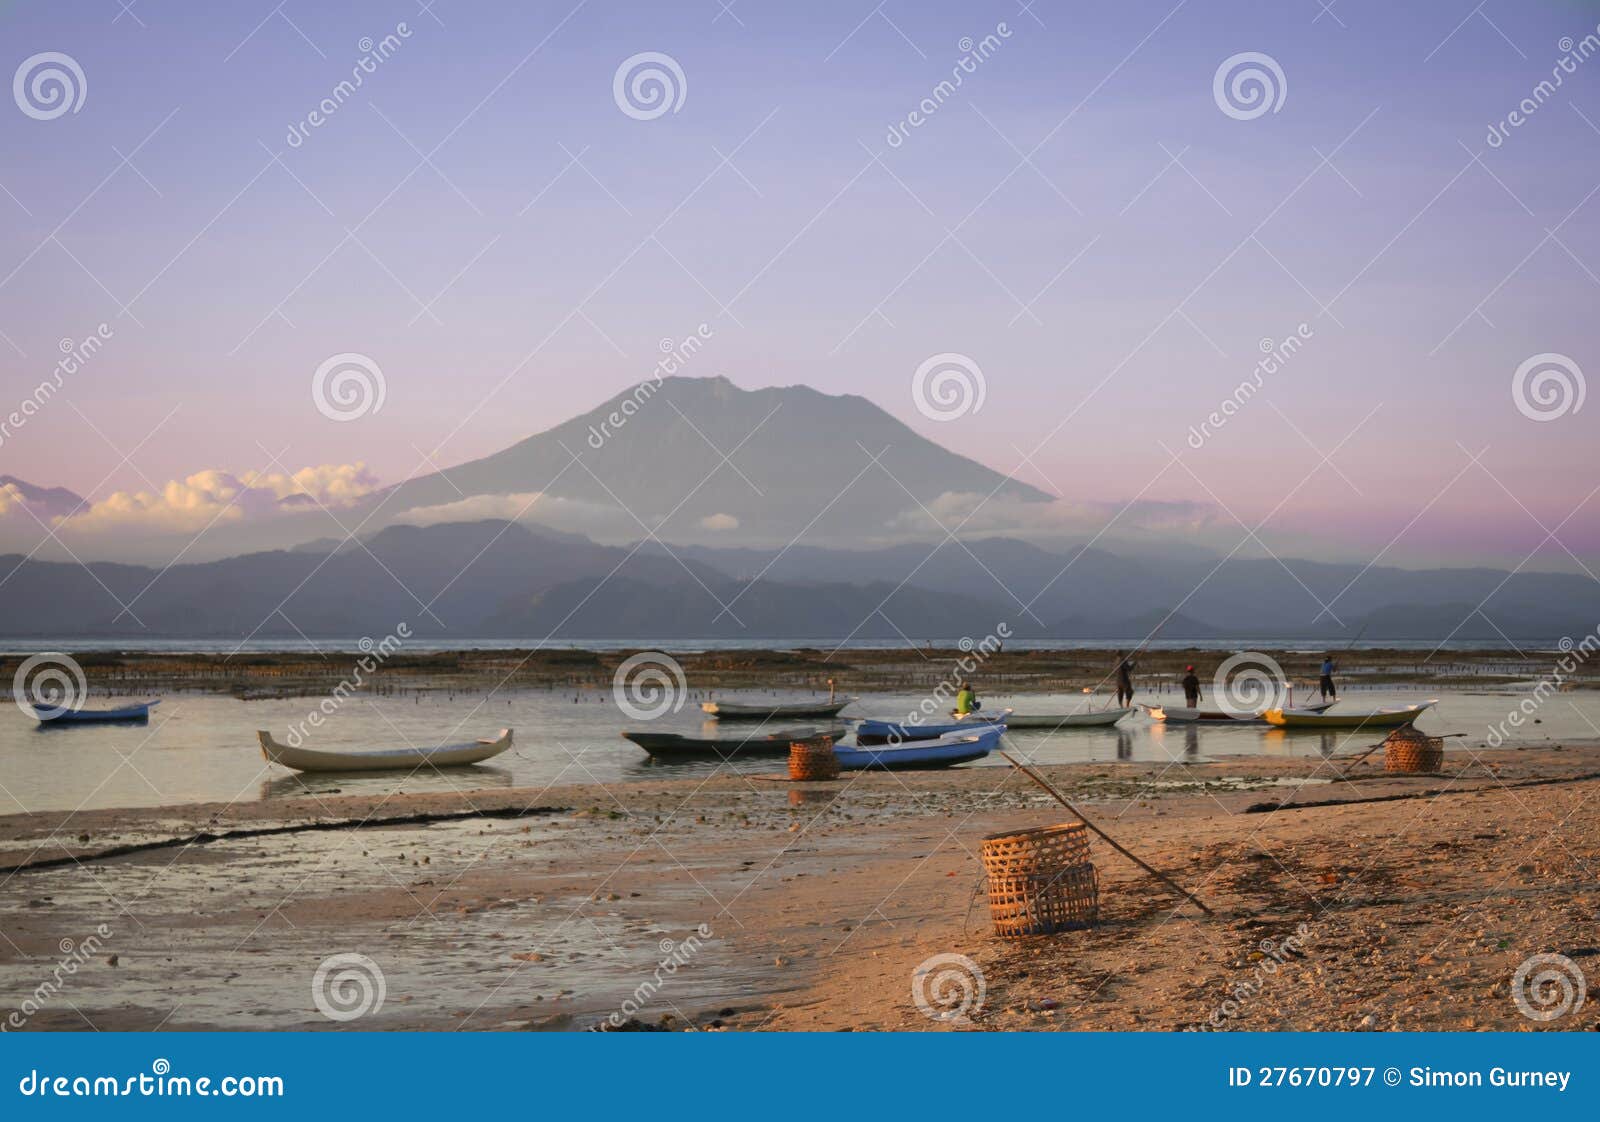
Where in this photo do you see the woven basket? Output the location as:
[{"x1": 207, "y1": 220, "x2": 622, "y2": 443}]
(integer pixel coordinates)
[
  {"x1": 981, "y1": 823, "x2": 1098, "y2": 936},
  {"x1": 1384, "y1": 727, "x2": 1444, "y2": 773},
  {"x1": 788, "y1": 736, "x2": 839, "y2": 781}
]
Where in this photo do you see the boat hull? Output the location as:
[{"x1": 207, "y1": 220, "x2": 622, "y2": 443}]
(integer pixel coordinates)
[
  {"x1": 34, "y1": 700, "x2": 160, "y2": 725},
  {"x1": 1005, "y1": 709, "x2": 1132, "y2": 729},
  {"x1": 1264, "y1": 704, "x2": 1433, "y2": 730},
  {"x1": 257, "y1": 729, "x2": 513, "y2": 772},
  {"x1": 1144, "y1": 702, "x2": 1334, "y2": 725},
  {"x1": 623, "y1": 726, "x2": 846, "y2": 761},
  {"x1": 701, "y1": 700, "x2": 853, "y2": 720},
  {"x1": 853, "y1": 710, "x2": 1010, "y2": 746},
  {"x1": 834, "y1": 728, "x2": 1001, "y2": 770}
]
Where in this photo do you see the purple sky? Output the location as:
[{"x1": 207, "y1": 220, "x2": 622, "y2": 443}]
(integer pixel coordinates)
[{"x1": 1, "y1": 0, "x2": 1598, "y2": 568}]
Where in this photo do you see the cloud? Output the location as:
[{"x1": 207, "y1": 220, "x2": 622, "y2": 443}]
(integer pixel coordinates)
[
  {"x1": 886, "y1": 491, "x2": 1220, "y2": 540},
  {"x1": 699, "y1": 512, "x2": 739, "y2": 531},
  {"x1": 0, "y1": 482, "x2": 50, "y2": 522},
  {"x1": 391, "y1": 491, "x2": 639, "y2": 538},
  {"x1": 47, "y1": 463, "x2": 380, "y2": 536},
  {"x1": 242, "y1": 463, "x2": 381, "y2": 506}
]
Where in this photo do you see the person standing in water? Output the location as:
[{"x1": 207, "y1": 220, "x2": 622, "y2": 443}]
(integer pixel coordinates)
[
  {"x1": 1181, "y1": 664, "x2": 1201, "y2": 708},
  {"x1": 1319, "y1": 655, "x2": 1338, "y2": 701},
  {"x1": 1114, "y1": 652, "x2": 1136, "y2": 708}
]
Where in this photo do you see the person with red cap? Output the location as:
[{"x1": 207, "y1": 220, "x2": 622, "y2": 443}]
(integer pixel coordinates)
[{"x1": 1181, "y1": 664, "x2": 1202, "y2": 708}]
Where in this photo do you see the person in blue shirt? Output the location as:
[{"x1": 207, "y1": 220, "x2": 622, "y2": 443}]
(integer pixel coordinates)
[{"x1": 1319, "y1": 655, "x2": 1338, "y2": 701}]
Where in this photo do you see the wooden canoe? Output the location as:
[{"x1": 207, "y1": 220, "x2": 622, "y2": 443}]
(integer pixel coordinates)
[
  {"x1": 701, "y1": 698, "x2": 854, "y2": 720},
  {"x1": 834, "y1": 728, "x2": 1001, "y2": 771},
  {"x1": 1004, "y1": 708, "x2": 1132, "y2": 729},
  {"x1": 33, "y1": 699, "x2": 160, "y2": 725},
  {"x1": 257, "y1": 729, "x2": 513, "y2": 772},
  {"x1": 853, "y1": 709, "x2": 1011, "y2": 746},
  {"x1": 1263, "y1": 702, "x2": 1435, "y2": 730},
  {"x1": 622, "y1": 725, "x2": 848, "y2": 761},
  {"x1": 1142, "y1": 701, "x2": 1334, "y2": 725}
]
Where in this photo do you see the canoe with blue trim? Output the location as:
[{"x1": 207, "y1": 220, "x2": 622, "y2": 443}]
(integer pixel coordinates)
[
  {"x1": 852, "y1": 709, "x2": 1011, "y2": 746},
  {"x1": 32, "y1": 699, "x2": 160, "y2": 725},
  {"x1": 834, "y1": 727, "x2": 1002, "y2": 771}
]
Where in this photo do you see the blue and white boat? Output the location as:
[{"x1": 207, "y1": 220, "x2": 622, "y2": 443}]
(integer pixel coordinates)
[
  {"x1": 851, "y1": 708, "x2": 1010, "y2": 746},
  {"x1": 834, "y1": 726, "x2": 1002, "y2": 770},
  {"x1": 32, "y1": 699, "x2": 160, "y2": 725}
]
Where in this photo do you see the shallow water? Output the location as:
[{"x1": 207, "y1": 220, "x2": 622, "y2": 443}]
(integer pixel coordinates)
[{"x1": 0, "y1": 684, "x2": 1592, "y2": 815}]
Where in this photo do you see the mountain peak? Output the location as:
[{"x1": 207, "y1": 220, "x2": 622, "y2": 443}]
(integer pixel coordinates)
[
  {"x1": 361, "y1": 376, "x2": 1051, "y2": 546},
  {"x1": 0, "y1": 475, "x2": 86, "y2": 519}
]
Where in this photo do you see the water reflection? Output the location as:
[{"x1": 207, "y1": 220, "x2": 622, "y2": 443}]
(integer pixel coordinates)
[
  {"x1": 259, "y1": 766, "x2": 515, "y2": 801},
  {"x1": 1, "y1": 686, "x2": 1590, "y2": 814}
]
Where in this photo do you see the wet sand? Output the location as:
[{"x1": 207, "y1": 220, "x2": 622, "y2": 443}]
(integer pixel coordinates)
[{"x1": 3, "y1": 741, "x2": 1597, "y2": 1031}]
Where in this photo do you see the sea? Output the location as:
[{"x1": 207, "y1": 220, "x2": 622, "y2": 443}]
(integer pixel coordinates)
[{"x1": 0, "y1": 634, "x2": 1590, "y2": 813}]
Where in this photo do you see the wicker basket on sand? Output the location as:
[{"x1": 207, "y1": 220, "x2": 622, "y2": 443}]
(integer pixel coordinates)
[
  {"x1": 1383, "y1": 726, "x2": 1444, "y2": 773},
  {"x1": 788, "y1": 736, "x2": 839, "y2": 781},
  {"x1": 980, "y1": 822, "x2": 1099, "y2": 937}
]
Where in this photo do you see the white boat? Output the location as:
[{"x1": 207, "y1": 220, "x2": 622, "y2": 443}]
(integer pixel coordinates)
[
  {"x1": 1264, "y1": 702, "x2": 1435, "y2": 730},
  {"x1": 1142, "y1": 701, "x2": 1334, "y2": 724},
  {"x1": 257, "y1": 729, "x2": 513, "y2": 773},
  {"x1": 701, "y1": 698, "x2": 854, "y2": 720},
  {"x1": 1003, "y1": 709, "x2": 1132, "y2": 729}
]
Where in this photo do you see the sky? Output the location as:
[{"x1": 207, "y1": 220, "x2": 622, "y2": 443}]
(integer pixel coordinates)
[{"x1": 0, "y1": 0, "x2": 1598, "y2": 569}]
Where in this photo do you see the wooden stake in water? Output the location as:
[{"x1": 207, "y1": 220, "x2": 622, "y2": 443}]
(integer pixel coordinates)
[{"x1": 999, "y1": 751, "x2": 1214, "y2": 917}]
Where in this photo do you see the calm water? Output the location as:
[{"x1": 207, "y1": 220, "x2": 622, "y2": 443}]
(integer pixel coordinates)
[{"x1": 1, "y1": 684, "x2": 1592, "y2": 815}]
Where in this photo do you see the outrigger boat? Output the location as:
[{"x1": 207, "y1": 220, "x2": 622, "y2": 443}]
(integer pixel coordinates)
[
  {"x1": 852, "y1": 709, "x2": 1011, "y2": 746},
  {"x1": 32, "y1": 699, "x2": 160, "y2": 725},
  {"x1": 1141, "y1": 701, "x2": 1334, "y2": 725},
  {"x1": 622, "y1": 725, "x2": 848, "y2": 761},
  {"x1": 1004, "y1": 708, "x2": 1132, "y2": 729},
  {"x1": 834, "y1": 727, "x2": 1001, "y2": 771},
  {"x1": 257, "y1": 729, "x2": 513, "y2": 773},
  {"x1": 1263, "y1": 702, "x2": 1435, "y2": 730},
  {"x1": 701, "y1": 698, "x2": 855, "y2": 720}
]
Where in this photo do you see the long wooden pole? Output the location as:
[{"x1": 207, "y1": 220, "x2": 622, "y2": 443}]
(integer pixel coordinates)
[{"x1": 999, "y1": 751, "x2": 1214, "y2": 916}]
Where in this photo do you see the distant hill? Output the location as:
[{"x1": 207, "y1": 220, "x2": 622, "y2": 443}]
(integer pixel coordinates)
[{"x1": 1, "y1": 519, "x2": 1595, "y2": 642}]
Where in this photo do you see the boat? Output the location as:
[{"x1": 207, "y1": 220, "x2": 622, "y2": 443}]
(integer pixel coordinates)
[
  {"x1": 257, "y1": 729, "x2": 513, "y2": 773},
  {"x1": 622, "y1": 726, "x2": 848, "y2": 761},
  {"x1": 32, "y1": 699, "x2": 160, "y2": 725},
  {"x1": 1263, "y1": 702, "x2": 1435, "y2": 730},
  {"x1": 834, "y1": 727, "x2": 1002, "y2": 771},
  {"x1": 852, "y1": 709, "x2": 1011, "y2": 746},
  {"x1": 1004, "y1": 709, "x2": 1132, "y2": 729},
  {"x1": 700, "y1": 698, "x2": 855, "y2": 720},
  {"x1": 1142, "y1": 701, "x2": 1334, "y2": 725}
]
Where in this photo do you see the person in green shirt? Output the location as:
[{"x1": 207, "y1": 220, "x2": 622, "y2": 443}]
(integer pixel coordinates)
[{"x1": 954, "y1": 681, "x2": 980, "y2": 717}]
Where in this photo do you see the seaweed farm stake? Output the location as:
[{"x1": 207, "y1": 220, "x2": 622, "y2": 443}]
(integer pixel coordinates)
[{"x1": 999, "y1": 751, "x2": 1214, "y2": 916}]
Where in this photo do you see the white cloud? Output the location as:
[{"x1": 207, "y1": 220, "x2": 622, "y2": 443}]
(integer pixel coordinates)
[
  {"x1": 391, "y1": 491, "x2": 638, "y2": 538},
  {"x1": 0, "y1": 482, "x2": 49, "y2": 522},
  {"x1": 699, "y1": 512, "x2": 739, "y2": 531},
  {"x1": 47, "y1": 463, "x2": 380, "y2": 536},
  {"x1": 886, "y1": 491, "x2": 1220, "y2": 539}
]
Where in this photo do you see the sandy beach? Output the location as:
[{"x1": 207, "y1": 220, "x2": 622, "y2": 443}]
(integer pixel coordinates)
[{"x1": 3, "y1": 739, "x2": 1596, "y2": 1032}]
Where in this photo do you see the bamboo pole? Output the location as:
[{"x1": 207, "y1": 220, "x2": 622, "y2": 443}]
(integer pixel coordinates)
[{"x1": 999, "y1": 751, "x2": 1214, "y2": 916}]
